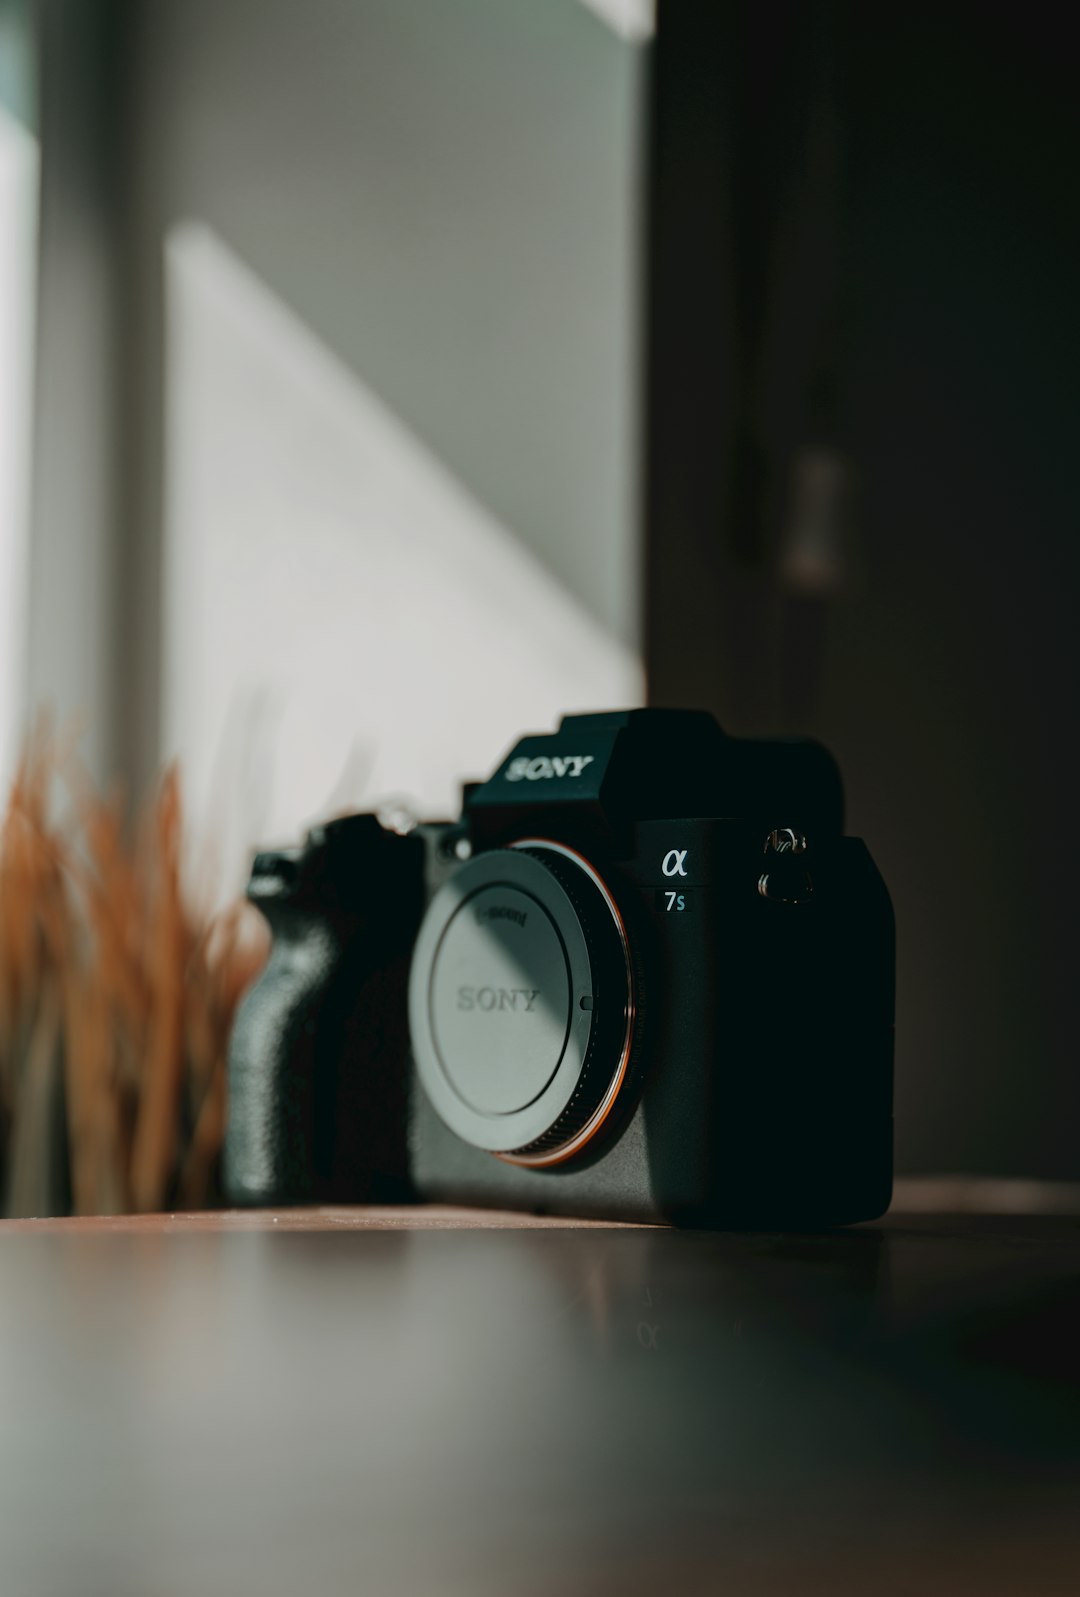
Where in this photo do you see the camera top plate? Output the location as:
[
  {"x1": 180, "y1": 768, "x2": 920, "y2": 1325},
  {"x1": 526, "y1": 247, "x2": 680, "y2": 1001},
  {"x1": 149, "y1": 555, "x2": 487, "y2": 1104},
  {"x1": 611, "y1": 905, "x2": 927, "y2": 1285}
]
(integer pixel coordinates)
[{"x1": 464, "y1": 709, "x2": 844, "y2": 852}]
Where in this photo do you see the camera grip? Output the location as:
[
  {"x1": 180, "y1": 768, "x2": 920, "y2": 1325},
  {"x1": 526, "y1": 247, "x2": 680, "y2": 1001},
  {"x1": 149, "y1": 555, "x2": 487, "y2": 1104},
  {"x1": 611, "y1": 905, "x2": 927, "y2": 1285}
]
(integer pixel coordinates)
[
  {"x1": 224, "y1": 903, "x2": 350, "y2": 1205},
  {"x1": 223, "y1": 815, "x2": 427, "y2": 1206}
]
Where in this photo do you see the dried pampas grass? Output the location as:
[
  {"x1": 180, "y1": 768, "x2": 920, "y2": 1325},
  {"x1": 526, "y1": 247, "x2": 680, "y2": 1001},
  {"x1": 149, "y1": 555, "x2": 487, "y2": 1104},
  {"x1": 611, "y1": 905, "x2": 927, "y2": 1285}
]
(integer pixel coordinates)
[{"x1": 0, "y1": 724, "x2": 267, "y2": 1217}]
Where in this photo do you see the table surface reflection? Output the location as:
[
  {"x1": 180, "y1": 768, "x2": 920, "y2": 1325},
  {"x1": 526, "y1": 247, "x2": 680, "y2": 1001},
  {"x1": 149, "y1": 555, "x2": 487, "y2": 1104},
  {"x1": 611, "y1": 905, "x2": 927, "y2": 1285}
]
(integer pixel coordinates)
[{"x1": 2, "y1": 1196, "x2": 1079, "y2": 1596}]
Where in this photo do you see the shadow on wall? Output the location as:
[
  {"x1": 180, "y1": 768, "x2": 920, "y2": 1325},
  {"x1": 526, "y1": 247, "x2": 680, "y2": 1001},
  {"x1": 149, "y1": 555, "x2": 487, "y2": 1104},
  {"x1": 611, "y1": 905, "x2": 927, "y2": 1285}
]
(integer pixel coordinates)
[{"x1": 162, "y1": 223, "x2": 644, "y2": 899}]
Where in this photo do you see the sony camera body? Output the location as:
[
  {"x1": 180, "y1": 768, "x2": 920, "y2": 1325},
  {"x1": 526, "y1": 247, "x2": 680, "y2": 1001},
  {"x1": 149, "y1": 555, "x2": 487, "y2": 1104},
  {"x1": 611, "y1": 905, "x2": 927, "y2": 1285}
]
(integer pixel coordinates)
[{"x1": 225, "y1": 710, "x2": 894, "y2": 1227}]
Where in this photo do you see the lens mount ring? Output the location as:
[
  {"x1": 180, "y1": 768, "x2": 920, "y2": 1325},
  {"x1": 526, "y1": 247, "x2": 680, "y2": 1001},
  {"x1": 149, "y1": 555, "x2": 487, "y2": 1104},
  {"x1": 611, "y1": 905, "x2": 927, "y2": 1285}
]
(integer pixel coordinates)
[
  {"x1": 497, "y1": 840, "x2": 635, "y2": 1167},
  {"x1": 408, "y1": 839, "x2": 635, "y2": 1165}
]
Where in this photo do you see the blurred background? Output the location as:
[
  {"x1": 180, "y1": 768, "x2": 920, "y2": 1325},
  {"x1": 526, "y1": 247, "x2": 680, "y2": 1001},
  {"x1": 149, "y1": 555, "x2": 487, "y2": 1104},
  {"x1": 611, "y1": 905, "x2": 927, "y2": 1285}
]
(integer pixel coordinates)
[{"x1": 0, "y1": 0, "x2": 1076, "y2": 1194}]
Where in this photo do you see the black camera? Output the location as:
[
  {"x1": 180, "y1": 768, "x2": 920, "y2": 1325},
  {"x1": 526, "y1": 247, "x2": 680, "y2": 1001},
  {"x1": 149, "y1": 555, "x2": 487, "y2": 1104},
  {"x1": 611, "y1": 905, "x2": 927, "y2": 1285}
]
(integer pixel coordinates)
[{"x1": 225, "y1": 710, "x2": 894, "y2": 1226}]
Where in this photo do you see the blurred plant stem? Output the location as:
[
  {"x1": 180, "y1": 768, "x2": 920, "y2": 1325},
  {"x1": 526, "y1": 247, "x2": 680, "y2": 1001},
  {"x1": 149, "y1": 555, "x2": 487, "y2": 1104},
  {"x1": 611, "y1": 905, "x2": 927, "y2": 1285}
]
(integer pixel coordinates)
[{"x1": 0, "y1": 720, "x2": 267, "y2": 1216}]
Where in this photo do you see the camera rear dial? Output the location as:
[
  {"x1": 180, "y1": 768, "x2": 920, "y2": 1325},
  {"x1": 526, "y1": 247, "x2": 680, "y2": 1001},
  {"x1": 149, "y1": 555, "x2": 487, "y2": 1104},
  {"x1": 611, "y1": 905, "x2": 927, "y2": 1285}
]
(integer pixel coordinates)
[{"x1": 408, "y1": 841, "x2": 635, "y2": 1167}]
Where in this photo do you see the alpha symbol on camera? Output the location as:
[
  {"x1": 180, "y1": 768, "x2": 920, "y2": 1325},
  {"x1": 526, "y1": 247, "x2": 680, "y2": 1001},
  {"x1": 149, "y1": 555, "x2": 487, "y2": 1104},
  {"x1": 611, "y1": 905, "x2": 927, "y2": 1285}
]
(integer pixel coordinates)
[{"x1": 662, "y1": 849, "x2": 688, "y2": 878}]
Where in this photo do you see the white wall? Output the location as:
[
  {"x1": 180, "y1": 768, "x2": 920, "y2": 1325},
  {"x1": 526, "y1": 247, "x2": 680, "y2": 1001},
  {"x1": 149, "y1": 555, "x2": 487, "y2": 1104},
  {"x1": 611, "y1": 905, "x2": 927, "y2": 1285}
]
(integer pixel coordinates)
[
  {"x1": 163, "y1": 225, "x2": 642, "y2": 894},
  {"x1": 0, "y1": 101, "x2": 37, "y2": 790},
  {"x1": 130, "y1": 0, "x2": 645, "y2": 655},
  {"x1": 24, "y1": 0, "x2": 647, "y2": 866}
]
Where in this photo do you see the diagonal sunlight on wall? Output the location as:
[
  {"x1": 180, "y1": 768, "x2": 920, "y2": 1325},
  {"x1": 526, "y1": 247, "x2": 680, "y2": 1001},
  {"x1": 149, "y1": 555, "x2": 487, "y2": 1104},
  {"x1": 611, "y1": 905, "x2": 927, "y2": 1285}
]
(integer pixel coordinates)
[
  {"x1": 577, "y1": 0, "x2": 654, "y2": 44},
  {"x1": 163, "y1": 223, "x2": 643, "y2": 888},
  {"x1": 0, "y1": 102, "x2": 37, "y2": 792}
]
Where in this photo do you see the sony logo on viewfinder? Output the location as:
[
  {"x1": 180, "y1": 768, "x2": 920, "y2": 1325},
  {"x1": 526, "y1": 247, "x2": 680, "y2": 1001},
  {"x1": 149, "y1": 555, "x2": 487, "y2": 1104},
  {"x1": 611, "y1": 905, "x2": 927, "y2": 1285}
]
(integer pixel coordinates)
[{"x1": 503, "y1": 755, "x2": 595, "y2": 782}]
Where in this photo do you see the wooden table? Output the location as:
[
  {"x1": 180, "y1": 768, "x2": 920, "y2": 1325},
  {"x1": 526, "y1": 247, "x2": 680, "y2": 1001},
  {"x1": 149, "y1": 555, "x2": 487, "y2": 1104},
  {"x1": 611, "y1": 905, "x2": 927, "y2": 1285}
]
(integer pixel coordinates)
[{"x1": 2, "y1": 1186, "x2": 1079, "y2": 1595}]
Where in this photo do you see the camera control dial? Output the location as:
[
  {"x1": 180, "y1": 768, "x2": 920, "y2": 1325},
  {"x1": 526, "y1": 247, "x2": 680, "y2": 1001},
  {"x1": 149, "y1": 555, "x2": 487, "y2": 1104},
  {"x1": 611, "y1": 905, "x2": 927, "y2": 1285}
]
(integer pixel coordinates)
[{"x1": 408, "y1": 841, "x2": 635, "y2": 1165}]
